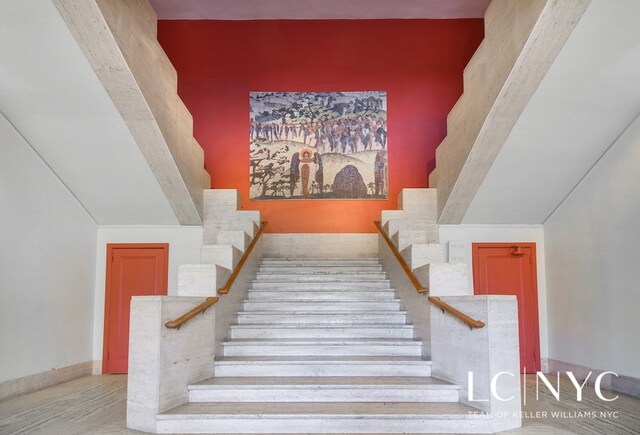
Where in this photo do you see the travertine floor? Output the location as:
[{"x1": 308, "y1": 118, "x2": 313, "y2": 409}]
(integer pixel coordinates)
[{"x1": 0, "y1": 374, "x2": 638, "y2": 434}]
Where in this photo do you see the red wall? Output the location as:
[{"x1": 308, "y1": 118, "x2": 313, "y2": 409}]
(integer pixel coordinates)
[{"x1": 157, "y1": 20, "x2": 483, "y2": 233}]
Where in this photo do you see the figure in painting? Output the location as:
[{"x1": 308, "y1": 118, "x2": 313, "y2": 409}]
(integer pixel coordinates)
[
  {"x1": 298, "y1": 148, "x2": 316, "y2": 197},
  {"x1": 314, "y1": 153, "x2": 324, "y2": 195},
  {"x1": 374, "y1": 150, "x2": 387, "y2": 197},
  {"x1": 289, "y1": 152, "x2": 300, "y2": 196}
]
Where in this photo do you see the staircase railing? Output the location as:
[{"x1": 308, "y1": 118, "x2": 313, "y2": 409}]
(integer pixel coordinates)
[
  {"x1": 217, "y1": 221, "x2": 268, "y2": 295},
  {"x1": 165, "y1": 221, "x2": 268, "y2": 329},
  {"x1": 374, "y1": 221, "x2": 428, "y2": 293},
  {"x1": 374, "y1": 220, "x2": 485, "y2": 329},
  {"x1": 427, "y1": 296, "x2": 485, "y2": 329}
]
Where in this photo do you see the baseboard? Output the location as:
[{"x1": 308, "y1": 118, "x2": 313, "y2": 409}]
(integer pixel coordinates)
[
  {"x1": 263, "y1": 233, "x2": 378, "y2": 258},
  {"x1": 0, "y1": 361, "x2": 94, "y2": 402},
  {"x1": 543, "y1": 358, "x2": 640, "y2": 399}
]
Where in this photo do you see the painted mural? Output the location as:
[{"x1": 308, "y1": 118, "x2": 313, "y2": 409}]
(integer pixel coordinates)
[{"x1": 249, "y1": 91, "x2": 388, "y2": 200}]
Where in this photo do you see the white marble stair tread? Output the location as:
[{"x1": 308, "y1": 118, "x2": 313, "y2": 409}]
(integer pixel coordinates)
[
  {"x1": 241, "y1": 301, "x2": 402, "y2": 311},
  {"x1": 187, "y1": 377, "x2": 460, "y2": 403},
  {"x1": 254, "y1": 275, "x2": 388, "y2": 282},
  {"x1": 258, "y1": 267, "x2": 386, "y2": 278},
  {"x1": 255, "y1": 274, "x2": 388, "y2": 280},
  {"x1": 262, "y1": 257, "x2": 380, "y2": 263},
  {"x1": 249, "y1": 282, "x2": 395, "y2": 293},
  {"x1": 260, "y1": 261, "x2": 381, "y2": 267},
  {"x1": 231, "y1": 324, "x2": 412, "y2": 328},
  {"x1": 191, "y1": 376, "x2": 451, "y2": 387},
  {"x1": 217, "y1": 356, "x2": 429, "y2": 361},
  {"x1": 157, "y1": 401, "x2": 485, "y2": 417},
  {"x1": 247, "y1": 288, "x2": 396, "y2": 293},
  {"x1": 259, "y1": 266, "x2": 384, "y2": 272},
  {"x1": 156, "y1": 403, "x2": 492, "y2": 434},
  {"x1": 251, "y1": 282, "x2": 391, "y2": 289},
  {"x1": 229, "y1": 325, "x2": 414, "y2": 339},
  {"x1": 224, "y1": 338, "x2": 421, "y2": 344},
  {"x1": 236, "y1": 311, "x2": 408, "y2": 324},
  {"x1": 246, "y1": 292, "x2": 397, "y2": 301},
  {"x1": 213, "y1": 357, "x2": 432, "y2": 377},
  {"x1": 223, "y1": 339, "x2": 422, "y2": 355}
]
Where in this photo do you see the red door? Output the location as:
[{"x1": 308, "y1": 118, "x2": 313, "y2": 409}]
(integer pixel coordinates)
[
  {"x1": 472, "y1": 243, "x2": 540, "y2": 373},
  {"x1": 103, "y1": 244, "x2": 168, "y2": 374}
]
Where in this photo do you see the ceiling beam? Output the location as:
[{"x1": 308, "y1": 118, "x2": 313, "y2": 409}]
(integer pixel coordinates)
[
  {"x1": 53, "y1": 0, "x2": 208, "y2": 225},
  {"x1": 431, "y1": 0, "x2": 591, "y2": 224}
]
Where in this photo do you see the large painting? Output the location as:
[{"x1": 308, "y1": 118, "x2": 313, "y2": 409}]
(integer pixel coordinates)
[{"x1": 250, "y1": 91, "x2": 388, "y2": 200}]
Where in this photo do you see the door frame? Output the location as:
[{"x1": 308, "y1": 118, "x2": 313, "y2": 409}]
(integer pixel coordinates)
[
  {"x1": 471, "y1": 242, "x2": 541, "y2": 372},
  {"x1": 102, "y1": 243, "x2": 169, "y2": 374}
]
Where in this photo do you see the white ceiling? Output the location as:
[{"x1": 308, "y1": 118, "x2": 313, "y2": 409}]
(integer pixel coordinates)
[
  {"x1": 0, "y1": 0, "x2": 179, "y2": 225},
  {"x1": 149, "y1": 0, "x2": 491, "y2": 20},
  {"x1": 462, "y1": 0, "x2": 640, "y2": 224}
]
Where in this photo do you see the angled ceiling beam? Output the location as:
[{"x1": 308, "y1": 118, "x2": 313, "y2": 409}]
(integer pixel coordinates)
[
  {"x1": 431, "y1": 0, "x2": 591, "y2": 224},
  {"x1": 53, "y1": 0, "x2": 209, "y2": 225}
]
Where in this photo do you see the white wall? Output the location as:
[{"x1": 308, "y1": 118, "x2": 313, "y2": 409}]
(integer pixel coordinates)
[
  {"x1": 92, "y1": 226, "x2": 203, "y2": 362},
  {"x1": 0, "y1": 114, "x2": 97, "y2": 383},
  {"x1": 438, "y1": 225, "x2": 548, "y2": 359},
  {"x1": 544, "y1": 114, "x2": 640, "y2": 379}
]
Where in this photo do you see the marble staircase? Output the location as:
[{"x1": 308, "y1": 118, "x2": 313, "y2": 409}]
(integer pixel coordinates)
[{"x1": 155, "y1": 257, "x2": 495, "y2": 433}]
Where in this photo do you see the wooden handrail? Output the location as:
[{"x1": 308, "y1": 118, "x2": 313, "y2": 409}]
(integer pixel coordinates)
[
  {"x1": 373, "y1": 220, "x2": 428, "y2": 294},
  {"x1": 165, "y1": 297, "x2": 219, "y2": 329},
  {"x1": 374, "y1": 220, "x2": 485, "y2": 329},
  {"x1": 218, "y1": 221, "x2": 268, "y2": 295},
  {"x1": 165, "y1": 221, "x2": 268, "y2": 329},
  {"x1": 428, "y1": 296, "x2": 486, "y2": 329}
]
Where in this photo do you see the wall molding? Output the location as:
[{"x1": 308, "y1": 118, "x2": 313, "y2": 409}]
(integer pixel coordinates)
[
  {"x1": 544, "y1": 358, "x2": 640, "y2": 400},
  {"x1": 0, "y1": 361, "x2": 94, "y2": 402}
]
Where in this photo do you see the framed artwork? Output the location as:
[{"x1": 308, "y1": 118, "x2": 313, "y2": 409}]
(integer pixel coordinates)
[{"x1": 249, "y1": 91, "x2": 388, "y2": 200}]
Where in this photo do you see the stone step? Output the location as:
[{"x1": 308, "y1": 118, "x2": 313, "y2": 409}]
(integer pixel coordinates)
[
  {"x1": 236, "y1": 311, "x2": 408, "y2": 325},
  {"x1": 260, "y1": 258, "x2": 380, "y2": 267},
  {"x1": 259, "y1": 265, "x2": 383, "y2": 273},
  {"x1": 203, "y1": 189, "x2": 241, "y2": 218},
  {"x1": 241, "y1": 300, "x2": 401, "y2": 312},
  {"x1": 217, "y1": 230, "x2": 252, "y2": 253},
  {"x1": 229, "y1": 325, "x2": 414, "y2": 339},
  {"x1": 222, "y1": 339, "x2": 422, "y2": 357},
  {"x1": 391, "y1": 229, "x2": 429, "y2": 251},
  {"x1": 188, "y1": 376, "x2": 459, "y2": 403},
  {"x1": 401, "y1": 243, "x2": 447, "y2": 270},
  {"x1": 384, "y1": 220, "x2": 438, "y2": 243},
  {"x1": 380, "y1": 209, "x2": 403, "y2": 225},
  {"x1": 246, "y1": 290, "x2": 396, "y2": 301},
  {"x1": 228, "y1": 212, "x2": 260, "y2": 236},
  {"x1": 156, "y1": 402, "x2": 491, "y2": 434},
  {"x1": 251, "y1": 281, "x2": 391, "y2": 289},
  {"x1": 213, "y1": 356, "x2": 432, "y2": 377},
  {"x1": 397, "y1": 188, "x2": 437, "y2": 213},
  {"x1": 177, "y1": 263, "x2": 229, "y2": 297},
  {"x1": 201, "y1": 244, "x2": 242, "y2": 270},
  {"x1": 254, "y1": 273, "x2": 387, "y2": 281}
]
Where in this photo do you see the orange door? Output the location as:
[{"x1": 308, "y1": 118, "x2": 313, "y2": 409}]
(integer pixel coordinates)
[
  {"x1": 103, "y1": 244, "x2": 168, "y2": 374},
  {"x1": 472, "y1": 243, "x2": 540, "y2": 373}
]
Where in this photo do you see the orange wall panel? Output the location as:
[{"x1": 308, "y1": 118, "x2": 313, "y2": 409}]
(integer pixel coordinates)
[{"x1": 157, "y1": 20, "x2": 483, "y2": 232}]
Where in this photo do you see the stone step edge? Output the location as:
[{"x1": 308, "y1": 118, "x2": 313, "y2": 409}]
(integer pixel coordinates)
[
  {"x1": 237, "y1": 313, "x2": 407, "y2": 317},
  {"x1": 230, "y1": 324, "x2": 413, "y2": 328},
  {"x1": 188, "y1": 385, "x2": 458, "y2": 392}
]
